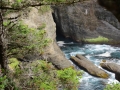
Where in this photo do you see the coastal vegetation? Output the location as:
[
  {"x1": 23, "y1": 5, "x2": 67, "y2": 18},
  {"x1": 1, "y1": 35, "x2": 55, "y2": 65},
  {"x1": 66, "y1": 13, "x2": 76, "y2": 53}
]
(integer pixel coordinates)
[
  {"x1": 104, "y1": 83, "x2": 120, "y2": 90},
  {"x1": 1, "y1": 59, "x2": 82, "y2": 90},
  {"x1": 1, "y1": 0, "x2": 120, "y2": 90},
  {"x1": 7, "y1": 22, "x2": 50, "y2": 58},
  {"x1": 0, "y1": 0, "x2": 83, "y2": 90},
  {"x1": 85, "y1": 36, "x2": 109, "y2": 43}
]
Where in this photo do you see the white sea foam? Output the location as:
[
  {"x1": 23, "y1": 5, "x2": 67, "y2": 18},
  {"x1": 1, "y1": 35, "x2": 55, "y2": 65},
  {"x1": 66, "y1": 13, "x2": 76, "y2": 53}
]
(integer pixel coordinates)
[
  {"x1": 57, "y1": 41, "x2": 75, "y2": 46},
  {"x1": 98, "y1": 52, "x2": 111, "y2": 57},
  {"x1": 57, "y1": 41, "x2": 65, "y2": 46},
  {"x1": 107, "y1": 79, "x2": 119, "y2": 84},
  {"x1": 70, "y1": 52, "x2": 85, "y2": 56}
]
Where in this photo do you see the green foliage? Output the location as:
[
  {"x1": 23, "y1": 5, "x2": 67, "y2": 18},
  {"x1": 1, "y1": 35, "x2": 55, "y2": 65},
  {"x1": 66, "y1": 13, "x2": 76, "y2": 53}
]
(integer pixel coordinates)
[
  {"x1": 3, "y1": 21, "x2": 10, "y2": 27},
  {"x1": 6, "y1": 60, "x2": 83, "y2": 90},
  {"x1": 104, "y1": 83, "x2": 120, "y2": 90},
  {"x1": 2, "y1": 0, "x2": 67, "y2": 9},
  {"x1": 8, "y1": 22, "x2": 50, "y2": 58},
  {"x1": 85, "y1": 36, "x2": 109, "y2": 43},
  {"x1": 9, "y1": 60, "x2": 58, "y2": 90},
  {"x1": 26, "y1": 60, "x2": 57, "y2": 90},
  {"x1": 29, "y1": 62, "x2": 82, "y2": 90},
  {"x1": 8, "y1": 58, "x2": 19, "y2": 70},
  {"x1": 11, "y1": 0, "x2": 23, "y2": 8},
  {"x1": 30, "y1": 73, "x2": 57, "y2": 90},
  {"x1": 0, "y1": 75, "x2": 20, "y2": 90},
  {"x1": 57, "y1": 68, "x2": 82, "y2": 90},
  {"x1": 0, "y1": 76, "x2": 8, "y2": 90}
]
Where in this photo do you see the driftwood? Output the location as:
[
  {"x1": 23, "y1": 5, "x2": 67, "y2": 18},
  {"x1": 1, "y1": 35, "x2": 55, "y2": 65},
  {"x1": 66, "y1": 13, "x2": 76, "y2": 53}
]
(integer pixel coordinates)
[
  {"x1": 100, "y1": 62, "x2": 120, "y2": 82},
  {"x1": 70, "y1": 54, "x2": 109, "y2": 78}
]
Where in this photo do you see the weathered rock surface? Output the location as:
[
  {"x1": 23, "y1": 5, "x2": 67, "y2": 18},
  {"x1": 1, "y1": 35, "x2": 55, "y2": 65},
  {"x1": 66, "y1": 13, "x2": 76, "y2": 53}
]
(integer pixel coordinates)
[
  {"x1": 70, "y1": 54, "x2": 109, "y2": 78},
  {"x1": 52, "y1": 0, "x2": 120, "y2": 43},
  {"x1": 21, "y1": 8, "x2": 73, "y2": 69},
  {"x1": 100, "y1": 62, "x2": 120, "y2": 81}
]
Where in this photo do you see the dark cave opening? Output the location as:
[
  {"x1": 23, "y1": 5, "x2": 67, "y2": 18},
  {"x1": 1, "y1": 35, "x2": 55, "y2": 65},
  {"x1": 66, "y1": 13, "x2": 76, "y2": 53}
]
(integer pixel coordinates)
[{"x1": 52, "y1": 12, "x2": 74, "y2": 43}]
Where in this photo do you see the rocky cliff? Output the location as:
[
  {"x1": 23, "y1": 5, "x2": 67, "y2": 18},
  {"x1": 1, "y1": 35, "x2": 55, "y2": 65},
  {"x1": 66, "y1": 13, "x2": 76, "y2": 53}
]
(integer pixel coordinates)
[
  {"x1": 52, "y1": 0, "x2": 120, "y2": 43},
  {"x1": 27, "y1": 8, "x2": 72, "y2": 69},
  {"x1": 19, "y1": 7, "x2": 73, "y2": 69}
]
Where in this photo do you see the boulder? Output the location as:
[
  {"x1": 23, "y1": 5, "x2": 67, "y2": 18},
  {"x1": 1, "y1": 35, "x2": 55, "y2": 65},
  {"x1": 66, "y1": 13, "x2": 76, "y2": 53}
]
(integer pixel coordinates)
[
  {"x1": 70, "y1": 54, "x2": 109, "y2": 78},
  {"x1": 100, "y1": 62, "x2": 120, "y2": 81}
]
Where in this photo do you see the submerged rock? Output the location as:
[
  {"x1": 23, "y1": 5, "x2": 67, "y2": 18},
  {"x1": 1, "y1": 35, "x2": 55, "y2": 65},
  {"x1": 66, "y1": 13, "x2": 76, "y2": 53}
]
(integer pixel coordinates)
[{"x1": 70, "y1": 54, "x2": 109, "y2": 78}]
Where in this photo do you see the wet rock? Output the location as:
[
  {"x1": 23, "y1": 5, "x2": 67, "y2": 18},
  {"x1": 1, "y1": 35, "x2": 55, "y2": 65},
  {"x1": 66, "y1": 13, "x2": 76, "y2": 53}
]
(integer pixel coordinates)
[
  {"x1": 70, "y1": 54, "x2": 109, "y2": 78},
  {"x1": 47, "y1": 54, "x2": 73, "y2": 69},
  {"x1": 100, "y1": 62, "x2": 120, "y2": 81}
]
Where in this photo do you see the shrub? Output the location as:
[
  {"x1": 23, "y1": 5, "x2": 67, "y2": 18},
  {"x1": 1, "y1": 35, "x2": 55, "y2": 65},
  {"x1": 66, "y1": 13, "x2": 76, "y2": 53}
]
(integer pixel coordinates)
[
  {"x1": 7, "y1": 60, "x2": 83, "y2": 90},
  {"x1": 104, "y1": 83, "x2": 120, "y2": 90},
  {"x1": 0, "y1": 75, "x2": 19, "y2": 90},
  {"x1": 7, "y1": 22, "x2": 50, "y2": 58},
  {"x1": 57, "y1": 68, "x2": 82, "y2": 90},
  {"x1": 0, "y1": 76, "x2": 8, "y2": 90}
]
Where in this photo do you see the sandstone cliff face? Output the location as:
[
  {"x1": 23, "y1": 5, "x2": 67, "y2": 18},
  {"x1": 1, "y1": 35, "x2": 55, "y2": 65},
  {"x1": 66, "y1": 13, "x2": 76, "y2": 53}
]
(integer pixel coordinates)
[
  {"x1": 21, "y1": 8, "x2": 73, "y2": 69},
  {"x1": 22, "y1": 8, "x2": 73, "y2": 69},
  {"x1": 52, "y1": 1, "x2": 120, "y2": 43}
]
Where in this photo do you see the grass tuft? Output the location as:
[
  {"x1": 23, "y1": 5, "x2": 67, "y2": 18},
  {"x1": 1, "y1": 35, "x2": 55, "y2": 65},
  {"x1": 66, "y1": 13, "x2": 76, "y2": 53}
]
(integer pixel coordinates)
[{"x1": 85, "y1": 36, "x2": 109, "y2": 43}]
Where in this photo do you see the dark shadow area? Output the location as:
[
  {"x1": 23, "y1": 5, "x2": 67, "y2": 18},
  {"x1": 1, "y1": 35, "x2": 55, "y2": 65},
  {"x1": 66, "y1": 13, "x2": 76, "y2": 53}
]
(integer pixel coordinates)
[
  {"x1": 98, "y1": 0, "x2": 120, "y2": 22},
  {"x1": 52, "y1": 11, "x2": 77, "y2": 43}
]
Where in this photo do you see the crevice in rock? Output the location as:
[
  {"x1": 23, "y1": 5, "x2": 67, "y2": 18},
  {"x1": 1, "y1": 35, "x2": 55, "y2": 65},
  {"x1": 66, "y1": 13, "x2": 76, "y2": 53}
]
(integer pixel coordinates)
[{"x1": 52, "y1": 11, "x2": 75, "y2": 43}]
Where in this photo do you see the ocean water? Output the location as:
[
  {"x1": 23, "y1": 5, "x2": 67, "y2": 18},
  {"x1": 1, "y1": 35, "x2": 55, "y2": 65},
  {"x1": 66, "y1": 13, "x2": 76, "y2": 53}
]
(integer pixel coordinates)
[{"x1": 57, "y1": 39, "x2": 119, "y2": 90}]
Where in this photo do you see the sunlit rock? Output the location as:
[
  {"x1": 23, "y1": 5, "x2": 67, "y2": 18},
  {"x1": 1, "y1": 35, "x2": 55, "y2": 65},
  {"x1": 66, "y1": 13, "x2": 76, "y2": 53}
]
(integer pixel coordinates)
[{"x1": 70, "y1": 54, "x2": 109, "y2": 78}]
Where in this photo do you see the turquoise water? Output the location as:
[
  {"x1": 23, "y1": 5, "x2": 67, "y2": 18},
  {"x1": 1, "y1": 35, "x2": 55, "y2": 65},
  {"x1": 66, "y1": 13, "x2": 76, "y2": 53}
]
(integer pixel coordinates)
[{"x1": 57, "y1": 39, "x2": 119, "y2": 90}]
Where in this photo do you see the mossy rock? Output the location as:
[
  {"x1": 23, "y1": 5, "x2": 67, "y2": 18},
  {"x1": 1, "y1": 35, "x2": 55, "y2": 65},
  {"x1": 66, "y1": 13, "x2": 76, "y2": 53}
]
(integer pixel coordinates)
[
  {"x1": 97, "y1": 73, "x2": 109, "y2": 79},
  {"x1": 8, "y1": 58, "x2": 20, "y2": 71}
]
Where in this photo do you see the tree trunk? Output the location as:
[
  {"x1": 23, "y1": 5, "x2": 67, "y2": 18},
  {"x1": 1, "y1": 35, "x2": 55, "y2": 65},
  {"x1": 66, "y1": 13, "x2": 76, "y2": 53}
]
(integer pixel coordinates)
[{"x1": 0, "y1": 10, "x2": 8, "y2": 70}]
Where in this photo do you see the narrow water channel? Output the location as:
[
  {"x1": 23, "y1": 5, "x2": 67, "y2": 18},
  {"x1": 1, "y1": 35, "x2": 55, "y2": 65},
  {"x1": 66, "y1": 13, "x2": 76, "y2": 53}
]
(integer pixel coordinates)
[{"x1": 57, "y1": 36, "x2": 119, "y2": 90}]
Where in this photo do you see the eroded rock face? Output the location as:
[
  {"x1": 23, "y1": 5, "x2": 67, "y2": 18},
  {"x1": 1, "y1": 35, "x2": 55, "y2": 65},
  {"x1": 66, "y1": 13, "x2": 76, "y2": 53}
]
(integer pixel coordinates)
[
  {"x1": 21, "y1": 8, "x2": 73, "y2": 69},
  {"x1": 52, "y1": 0, "x2": 120, "y2": 43}
]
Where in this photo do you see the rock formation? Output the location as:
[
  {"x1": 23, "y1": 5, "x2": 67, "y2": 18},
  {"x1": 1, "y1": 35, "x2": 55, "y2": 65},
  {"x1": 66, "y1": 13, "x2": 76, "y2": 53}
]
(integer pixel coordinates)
[
  {"x1": 70, "y1": 54, "x2": 109, "y2": 78},
  {"x1": 52, "y1": 0, "x2": 120, "y2": 43},
  {"x1": 21, "y1": 8, "x2": 73, "y2": 69},
  {"x1": 100, "y1": 62, "x2": 120, "y2": 82}
]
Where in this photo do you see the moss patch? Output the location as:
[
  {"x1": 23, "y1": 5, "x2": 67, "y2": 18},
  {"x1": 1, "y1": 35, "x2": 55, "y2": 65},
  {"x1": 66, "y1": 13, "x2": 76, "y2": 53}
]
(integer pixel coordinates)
[
  {"x1": 85, "y1": 36, "x2": 109, "y2": 43},
  {"x1": 8, "y1": 58, "x2": 19, "y2": 70}
]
